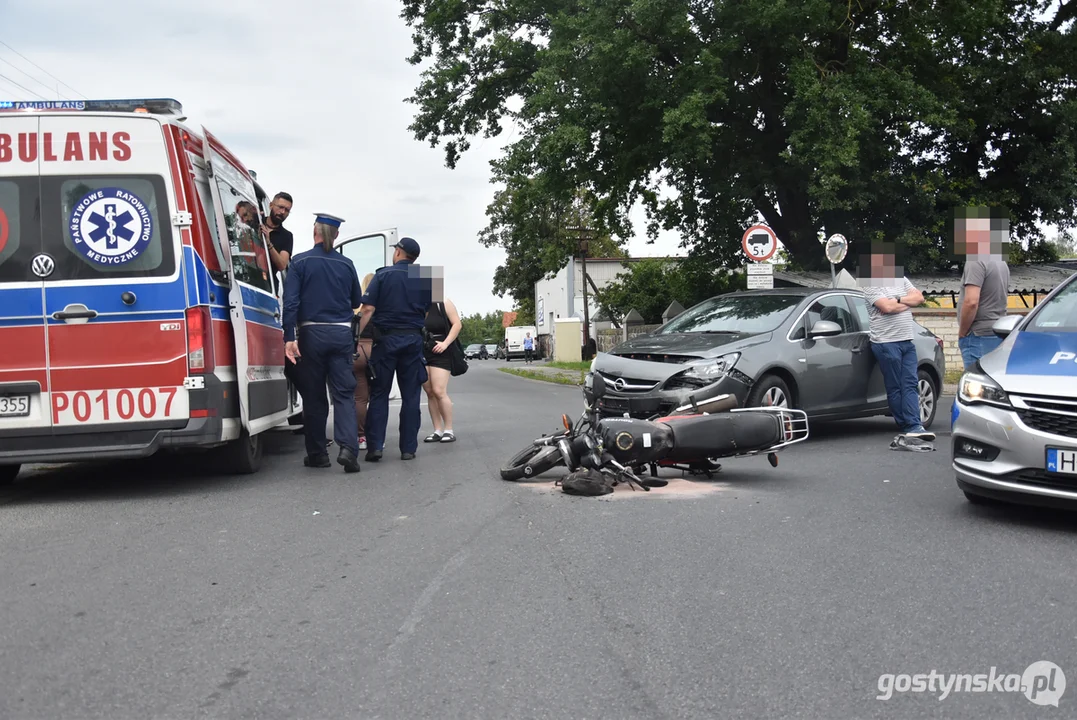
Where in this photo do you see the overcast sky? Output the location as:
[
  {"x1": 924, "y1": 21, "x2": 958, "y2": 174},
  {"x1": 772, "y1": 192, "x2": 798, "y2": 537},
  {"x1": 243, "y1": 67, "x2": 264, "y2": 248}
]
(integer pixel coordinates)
[{"x1": 0, "y1": 0, "x2": 685, "y2": 317}]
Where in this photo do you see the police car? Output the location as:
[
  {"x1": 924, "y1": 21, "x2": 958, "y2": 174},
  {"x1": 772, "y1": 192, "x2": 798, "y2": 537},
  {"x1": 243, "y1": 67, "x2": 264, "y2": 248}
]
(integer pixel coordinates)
[{"x1": 952, "y1": 271, "x2": 1077, "y2": 508}]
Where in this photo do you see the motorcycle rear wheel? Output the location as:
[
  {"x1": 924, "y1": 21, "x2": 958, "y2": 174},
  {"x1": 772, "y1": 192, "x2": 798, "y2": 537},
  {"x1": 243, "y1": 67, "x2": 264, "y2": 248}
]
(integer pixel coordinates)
[{"x1": 500, "y1": 443, "x2": 564, "y2": 481}]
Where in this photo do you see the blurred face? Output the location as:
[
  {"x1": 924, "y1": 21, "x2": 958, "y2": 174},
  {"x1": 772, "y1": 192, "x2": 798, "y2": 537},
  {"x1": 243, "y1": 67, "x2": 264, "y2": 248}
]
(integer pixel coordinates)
[
  {"x1": 236, "y1": 202, "x2": 257, "y2": 224},
  {"x1": 956, "y1": 217, "x2": 991, "y2": 256},
  {"x1": 269, "y1": 197, "x2": 292, "y2": 226}
]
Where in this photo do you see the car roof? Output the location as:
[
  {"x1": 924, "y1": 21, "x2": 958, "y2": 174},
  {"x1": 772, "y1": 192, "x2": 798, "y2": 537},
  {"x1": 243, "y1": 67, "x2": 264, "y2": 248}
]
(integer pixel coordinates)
[{"x1": 723, "y1": 287, "x2": 864, "y2": 298}]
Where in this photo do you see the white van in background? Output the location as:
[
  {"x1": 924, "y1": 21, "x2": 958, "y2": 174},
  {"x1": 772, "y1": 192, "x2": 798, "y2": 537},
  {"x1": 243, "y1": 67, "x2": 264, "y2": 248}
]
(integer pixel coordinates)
[{"x1": 504, "y1": 325, "x2": 538, "y2": 361}]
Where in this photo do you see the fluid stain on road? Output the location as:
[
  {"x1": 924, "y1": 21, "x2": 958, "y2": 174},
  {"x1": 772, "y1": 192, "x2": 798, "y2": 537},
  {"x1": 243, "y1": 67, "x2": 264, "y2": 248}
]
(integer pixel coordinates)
[{"x1": 521, "y1": 476, "x2": 730, "y2": 500}]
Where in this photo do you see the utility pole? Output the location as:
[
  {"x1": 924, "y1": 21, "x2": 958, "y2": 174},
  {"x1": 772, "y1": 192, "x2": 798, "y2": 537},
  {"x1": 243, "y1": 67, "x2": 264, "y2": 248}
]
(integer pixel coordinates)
[{"x1": 567, "y1": 225, "x2": 593, "y2": 358}]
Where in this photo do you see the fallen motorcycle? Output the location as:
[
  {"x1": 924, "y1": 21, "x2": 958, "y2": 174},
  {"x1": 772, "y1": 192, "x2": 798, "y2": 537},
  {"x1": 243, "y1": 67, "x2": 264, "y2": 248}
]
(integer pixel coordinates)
[{"x1": 500, "y1": 372, "x2": 810, "y2": 490}]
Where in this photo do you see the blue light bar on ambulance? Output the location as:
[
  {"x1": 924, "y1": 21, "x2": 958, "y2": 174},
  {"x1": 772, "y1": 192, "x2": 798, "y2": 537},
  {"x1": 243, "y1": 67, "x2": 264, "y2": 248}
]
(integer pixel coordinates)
[{"x1": 0, "y1": 98, "x2": 184, "y2": 117}]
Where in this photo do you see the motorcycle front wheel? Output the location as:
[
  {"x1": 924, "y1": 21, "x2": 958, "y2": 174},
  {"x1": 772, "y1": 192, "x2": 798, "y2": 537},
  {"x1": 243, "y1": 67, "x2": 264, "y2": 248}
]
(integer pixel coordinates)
[{"x1": 500, "y1": 443, "x2": 564, "y2": 481}]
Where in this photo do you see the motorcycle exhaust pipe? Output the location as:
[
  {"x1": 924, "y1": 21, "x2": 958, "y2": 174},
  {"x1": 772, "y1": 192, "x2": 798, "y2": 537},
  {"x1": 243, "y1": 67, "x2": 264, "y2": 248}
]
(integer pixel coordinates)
[{"x1": 674, "y1": 393, "x2": 739, "y2": 414}]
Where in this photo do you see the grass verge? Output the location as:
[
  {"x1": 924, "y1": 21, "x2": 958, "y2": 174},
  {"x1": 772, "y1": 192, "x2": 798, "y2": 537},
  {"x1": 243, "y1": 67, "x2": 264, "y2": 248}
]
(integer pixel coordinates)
[
  {"x1": 545, "y1": 361, "x2": 592, "y2": 371},
  {"x1": 499, "y1": 367, "x2": 585, "y2": 386},
  {"x1": 944, "y1": 368, "x2": 964, "y2": 385}
]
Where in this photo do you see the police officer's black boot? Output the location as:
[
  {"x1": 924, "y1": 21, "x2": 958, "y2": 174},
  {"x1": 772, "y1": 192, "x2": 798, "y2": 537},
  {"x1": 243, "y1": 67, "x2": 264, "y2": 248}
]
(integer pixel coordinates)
[
  {"x1": 365, "y1": 449, "x2": 382, "y2": 462},
  {"x1": 338, "y1": 447, "x2": 361, "y2": 474}
]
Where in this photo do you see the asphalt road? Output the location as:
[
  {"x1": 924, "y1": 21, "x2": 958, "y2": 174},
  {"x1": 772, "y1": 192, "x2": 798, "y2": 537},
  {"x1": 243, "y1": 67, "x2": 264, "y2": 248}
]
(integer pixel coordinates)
[{"x1": 2, "y1": 359, "x2": 1076, "y2": 719}]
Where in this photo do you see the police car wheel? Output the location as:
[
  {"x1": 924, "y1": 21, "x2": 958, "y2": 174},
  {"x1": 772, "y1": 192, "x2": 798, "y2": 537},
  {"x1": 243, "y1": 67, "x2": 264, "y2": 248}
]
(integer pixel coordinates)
[{"x1": 0, "y1": 464, "x2": 19, "y2": 485}]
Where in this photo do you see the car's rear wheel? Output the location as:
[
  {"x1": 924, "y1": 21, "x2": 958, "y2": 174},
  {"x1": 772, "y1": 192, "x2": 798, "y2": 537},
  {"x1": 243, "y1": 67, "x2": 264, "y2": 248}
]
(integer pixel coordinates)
[
  {"x1": 747, "y1": 374, "x2": 793, "y2": 409},
  {"x1": 219, "y1": 429, "x2": 264, "y2": 475},
  {"x1": 0, "y1": 464, "x2": 20, "y2": 485},
  {"x1": 918, "y1": 369, "x2": 938, "y2": 429}
]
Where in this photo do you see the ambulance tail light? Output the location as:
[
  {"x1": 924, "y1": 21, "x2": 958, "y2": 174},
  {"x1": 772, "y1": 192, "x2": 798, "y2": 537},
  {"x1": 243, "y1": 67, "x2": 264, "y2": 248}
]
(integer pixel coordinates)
[{"x1": 186, "y1": 306, "x2": 210, "y2": 373}]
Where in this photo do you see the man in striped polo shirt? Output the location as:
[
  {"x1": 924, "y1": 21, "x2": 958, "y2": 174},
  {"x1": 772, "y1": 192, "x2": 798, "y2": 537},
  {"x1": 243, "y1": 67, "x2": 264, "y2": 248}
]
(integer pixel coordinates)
[{"x1": 859, "y1": 242, "x2": 935, "y2": 442}]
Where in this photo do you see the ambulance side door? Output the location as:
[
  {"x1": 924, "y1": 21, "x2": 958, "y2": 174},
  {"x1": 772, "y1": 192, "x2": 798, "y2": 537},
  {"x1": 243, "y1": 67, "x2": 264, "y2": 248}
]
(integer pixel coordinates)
[
  {"x1": 199, "y1": 128, "x2": 289, "y2": 435},
  {"x1": 337, "y1": 229, "x2": 401, "y2": 400}
]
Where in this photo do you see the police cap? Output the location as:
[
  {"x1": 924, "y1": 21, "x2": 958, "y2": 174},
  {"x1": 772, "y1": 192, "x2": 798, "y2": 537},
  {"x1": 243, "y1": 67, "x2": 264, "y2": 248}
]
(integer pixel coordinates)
[
  {"x1": 392, "y1": 236, "x2": 421, "y2": 259},
  {"x1": 314, "y1": 212, "x2": 345, "y2": 228}
]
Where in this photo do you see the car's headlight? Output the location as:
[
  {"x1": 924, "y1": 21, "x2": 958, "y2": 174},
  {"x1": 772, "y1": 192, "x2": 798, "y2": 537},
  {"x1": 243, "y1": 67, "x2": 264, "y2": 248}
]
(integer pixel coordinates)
[
  {"x1": 682, "y1": 353, "x2": 741, "y2": 381},
  {"x1": 958, "y1": 371, "x2": 1011, "y2": 408}
]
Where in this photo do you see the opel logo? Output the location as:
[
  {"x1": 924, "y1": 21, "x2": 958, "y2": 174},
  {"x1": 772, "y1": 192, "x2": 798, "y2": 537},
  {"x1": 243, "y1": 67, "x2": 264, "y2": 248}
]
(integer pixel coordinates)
[
  {"x1": 613, "y1": 378, "x2": 626, "y2": 392},
  {"x1": 31, "y1": 254, "x2": 55, "y2": 279}
]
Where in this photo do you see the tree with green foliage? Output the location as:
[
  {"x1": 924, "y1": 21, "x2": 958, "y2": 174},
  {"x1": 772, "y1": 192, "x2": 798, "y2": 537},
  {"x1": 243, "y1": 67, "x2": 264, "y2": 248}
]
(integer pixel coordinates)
[
  {"x1": 401, "y1": 0, "x2": 1077, "y2": 275},
  {"x1": 596, "y1": 257, "x2": 746, "y2": 324},
  {"x1": 458, "y1": 311, "x2": 509, "y2": 346},
  {"x1": 478, "y1": 179, "x2": 627, "y2": 313}
]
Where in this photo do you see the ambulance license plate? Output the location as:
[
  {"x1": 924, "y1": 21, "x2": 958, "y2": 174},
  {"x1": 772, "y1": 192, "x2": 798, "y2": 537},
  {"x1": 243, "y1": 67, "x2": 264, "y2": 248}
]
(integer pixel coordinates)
[
  {"x1": 1046, "y1": 448, "x2": 1077, "y2": 476},
  {"x1": 0, "y1": 395, "x2": 30, "y2": 417}
]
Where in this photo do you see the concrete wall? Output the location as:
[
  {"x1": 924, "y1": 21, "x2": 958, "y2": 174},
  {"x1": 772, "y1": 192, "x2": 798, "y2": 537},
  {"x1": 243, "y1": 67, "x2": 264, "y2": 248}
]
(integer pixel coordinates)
[
  {"x1": 912, "y1": 308, "x2": 1031, "y2": 374},
  {"x1": 534, "y1": 264, "x2": 571, "y2": 336}
]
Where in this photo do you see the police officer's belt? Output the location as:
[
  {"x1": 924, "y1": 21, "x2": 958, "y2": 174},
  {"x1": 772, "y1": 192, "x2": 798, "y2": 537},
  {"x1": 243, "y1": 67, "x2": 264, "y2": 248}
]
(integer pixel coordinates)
[
  {"x1": 299, "y1": 321, "x2": 351, "y2": 327},
  {"x1": 377, "y1": 327, "x2": 423, "y2": 335}
]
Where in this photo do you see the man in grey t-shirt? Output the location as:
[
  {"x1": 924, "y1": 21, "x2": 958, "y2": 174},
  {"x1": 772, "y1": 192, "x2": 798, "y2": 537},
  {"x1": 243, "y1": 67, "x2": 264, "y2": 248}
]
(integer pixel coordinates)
[
  {"x1": 859, "y1": 243, "x2": 934, "y2": 441},
  {"x1": 955, "y1": 210, "x2": 1011, "y2": 369}
]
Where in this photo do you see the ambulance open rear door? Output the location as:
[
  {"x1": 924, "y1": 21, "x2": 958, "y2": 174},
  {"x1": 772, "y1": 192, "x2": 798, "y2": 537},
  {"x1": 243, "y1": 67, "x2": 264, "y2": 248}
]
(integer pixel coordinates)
[{"x1": 199, "y1": 128, "x2": 290, "y2": 436}]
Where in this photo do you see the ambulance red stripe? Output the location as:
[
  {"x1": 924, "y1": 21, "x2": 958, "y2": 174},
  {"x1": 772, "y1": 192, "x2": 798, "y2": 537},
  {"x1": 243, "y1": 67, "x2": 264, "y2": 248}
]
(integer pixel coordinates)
[
  {"x1": 246, "y1": 322, "x2": 286, "y2": 367},
  {"x1": 212, "y1": 319, "x2": 237, "y2": 367},
  {"x1": 50, "y1": 358, "x2": 188, "y2": 392},
  {"x1": 48, "y1": 322, "x2": 188, "y2": 367},
  {"x1": 0, "y1": 326, "x2": 49, "y2": 391}
]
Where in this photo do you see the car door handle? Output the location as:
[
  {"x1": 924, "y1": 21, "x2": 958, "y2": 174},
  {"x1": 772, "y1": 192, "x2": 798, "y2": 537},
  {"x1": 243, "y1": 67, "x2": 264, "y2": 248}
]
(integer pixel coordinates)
[
  {"x1": 852, "y1": 347, "x2": 862, "y2": 354},
  {"x1": 52, "y1": 304, "x2": 98, "y2": 321}
]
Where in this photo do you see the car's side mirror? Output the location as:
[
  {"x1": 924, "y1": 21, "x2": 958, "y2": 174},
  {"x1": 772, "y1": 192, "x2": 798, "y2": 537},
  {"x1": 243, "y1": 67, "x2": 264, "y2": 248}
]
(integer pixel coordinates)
[
  {"x1": 992, "y1": 315, "x2": 1022, "y2": 337},
  {"x1": 809, "y1": 320, "x2": 843, "y2": 338}
]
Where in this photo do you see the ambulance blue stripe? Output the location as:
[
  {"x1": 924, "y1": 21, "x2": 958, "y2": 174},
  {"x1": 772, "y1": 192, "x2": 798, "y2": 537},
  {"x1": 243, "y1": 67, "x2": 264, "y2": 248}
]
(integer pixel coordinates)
[
  {"x1": 0, "y1": 317, "x2": 45, "y2": 328},
  {"x1": 46, "y1": 310, "x2": 186, "y2": 325},
  {"x1": 184, "y1": 246, "x2": 200, "y2": 305},
  {"x1": 0, "y1": 287, "x2": 44, "y2": 318},
  {"x1": 1004, "y1": 331, "x2": 1077, "y2": 377},
  {"x1": 45, "y1": 279, "x2": 187, "y2": 316},
  {"x1": 240, "y1": 285, "x2": 281, "y2": 317}
]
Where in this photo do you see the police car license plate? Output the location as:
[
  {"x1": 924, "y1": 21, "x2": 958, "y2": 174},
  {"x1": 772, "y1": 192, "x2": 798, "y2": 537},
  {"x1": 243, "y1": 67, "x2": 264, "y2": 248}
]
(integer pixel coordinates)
[
  {"x1": 1046, "y1": 448, "x2": 1077, "y2": 476},
  {"x1": 0, "y1": 395, "x2": 30, "y2": 417}
]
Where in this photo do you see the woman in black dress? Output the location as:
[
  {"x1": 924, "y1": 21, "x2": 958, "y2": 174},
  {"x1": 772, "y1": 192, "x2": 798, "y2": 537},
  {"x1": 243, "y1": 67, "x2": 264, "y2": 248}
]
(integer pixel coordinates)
[{"x1": 423, "y1": 298, "x2": 463, "y2": 443}]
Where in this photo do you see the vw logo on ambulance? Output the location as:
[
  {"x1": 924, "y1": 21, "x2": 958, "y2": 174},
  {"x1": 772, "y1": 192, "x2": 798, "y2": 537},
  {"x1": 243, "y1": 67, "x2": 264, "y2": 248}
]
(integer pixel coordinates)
[{"x1": 69, "y1": 187, "x2": 154, "y2": 266}]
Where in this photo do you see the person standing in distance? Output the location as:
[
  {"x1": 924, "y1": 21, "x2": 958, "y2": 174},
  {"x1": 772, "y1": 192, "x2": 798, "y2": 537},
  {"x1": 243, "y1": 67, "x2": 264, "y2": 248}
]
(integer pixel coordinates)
[
  {"x1": 282, "y1": 213, "x2": 364, "y2": 473},
  {"x1": 356, "y1": 237, "x2": 431, "y2": 462}
]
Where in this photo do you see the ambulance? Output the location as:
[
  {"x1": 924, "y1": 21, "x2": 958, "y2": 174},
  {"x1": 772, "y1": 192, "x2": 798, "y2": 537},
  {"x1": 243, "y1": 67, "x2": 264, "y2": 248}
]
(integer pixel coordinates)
[{"x1": 0, "y1": 98, "x2": 399, "y2": 483}]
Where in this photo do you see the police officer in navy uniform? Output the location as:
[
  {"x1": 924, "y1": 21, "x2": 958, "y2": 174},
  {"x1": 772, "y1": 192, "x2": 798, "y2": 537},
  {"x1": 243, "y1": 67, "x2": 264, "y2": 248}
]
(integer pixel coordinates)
[
  {"x1": 282, "y1": 213, "x2": 364, "y2": 473},
  {"x1": 356, "y1": 237, "x2": 431, "y2": 462}
]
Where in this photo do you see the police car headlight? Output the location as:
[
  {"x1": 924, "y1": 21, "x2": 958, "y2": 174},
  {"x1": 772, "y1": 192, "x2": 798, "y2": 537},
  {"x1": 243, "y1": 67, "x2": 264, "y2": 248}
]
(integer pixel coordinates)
[
  {"x1": 958, "y1": 372, "x2": 1011, "y2": 408},
  {"x1": 683, "y1": 352, "x2": 740, "y2": 381}
]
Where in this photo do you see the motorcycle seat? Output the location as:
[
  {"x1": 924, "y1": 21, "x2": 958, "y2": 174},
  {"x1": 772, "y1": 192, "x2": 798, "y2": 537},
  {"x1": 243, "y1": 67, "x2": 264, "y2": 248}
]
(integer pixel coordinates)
[{"x1": 661, "y1": 412, "x2": 784, "y2": 462}]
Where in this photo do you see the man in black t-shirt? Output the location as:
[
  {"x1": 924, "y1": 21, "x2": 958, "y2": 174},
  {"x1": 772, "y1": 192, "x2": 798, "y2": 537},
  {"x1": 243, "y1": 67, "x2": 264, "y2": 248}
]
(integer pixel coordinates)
[{"x1": 262, "y1": 191, "x2": 294, "y2": 273}]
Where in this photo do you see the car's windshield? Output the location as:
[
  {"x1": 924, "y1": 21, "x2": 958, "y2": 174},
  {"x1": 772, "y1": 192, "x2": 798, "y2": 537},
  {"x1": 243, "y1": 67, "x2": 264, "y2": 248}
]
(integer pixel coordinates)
[
  {"x1": 657, "y1": 294, "x2": 803, "y2": 335},
  {"x1": 1027, "y1": 277, "x2": 1077, "y2": 333}
]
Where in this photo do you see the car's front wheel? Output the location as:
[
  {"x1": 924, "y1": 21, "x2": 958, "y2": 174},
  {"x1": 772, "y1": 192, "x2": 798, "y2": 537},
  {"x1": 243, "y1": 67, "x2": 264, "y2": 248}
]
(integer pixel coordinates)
[
  {"x1": 747, "y1": 374, "x2": 794, "y2": 409},
  {"x1": 918, "y1": 369, "x2": 938, "y2": 429}
]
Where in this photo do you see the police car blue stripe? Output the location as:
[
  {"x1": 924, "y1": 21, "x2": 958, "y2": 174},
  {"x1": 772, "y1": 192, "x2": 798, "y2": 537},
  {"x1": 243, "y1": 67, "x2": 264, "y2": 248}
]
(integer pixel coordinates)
[
  {"x1": 1004, "y1": 331, "x2": 1077, "y2": 377},
  {"x1": 209, "y1": 306, "x2": 229, "y2": 321},
  {"x1": 0, "y1": 287, "x2": 44, "y2": 319}
]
